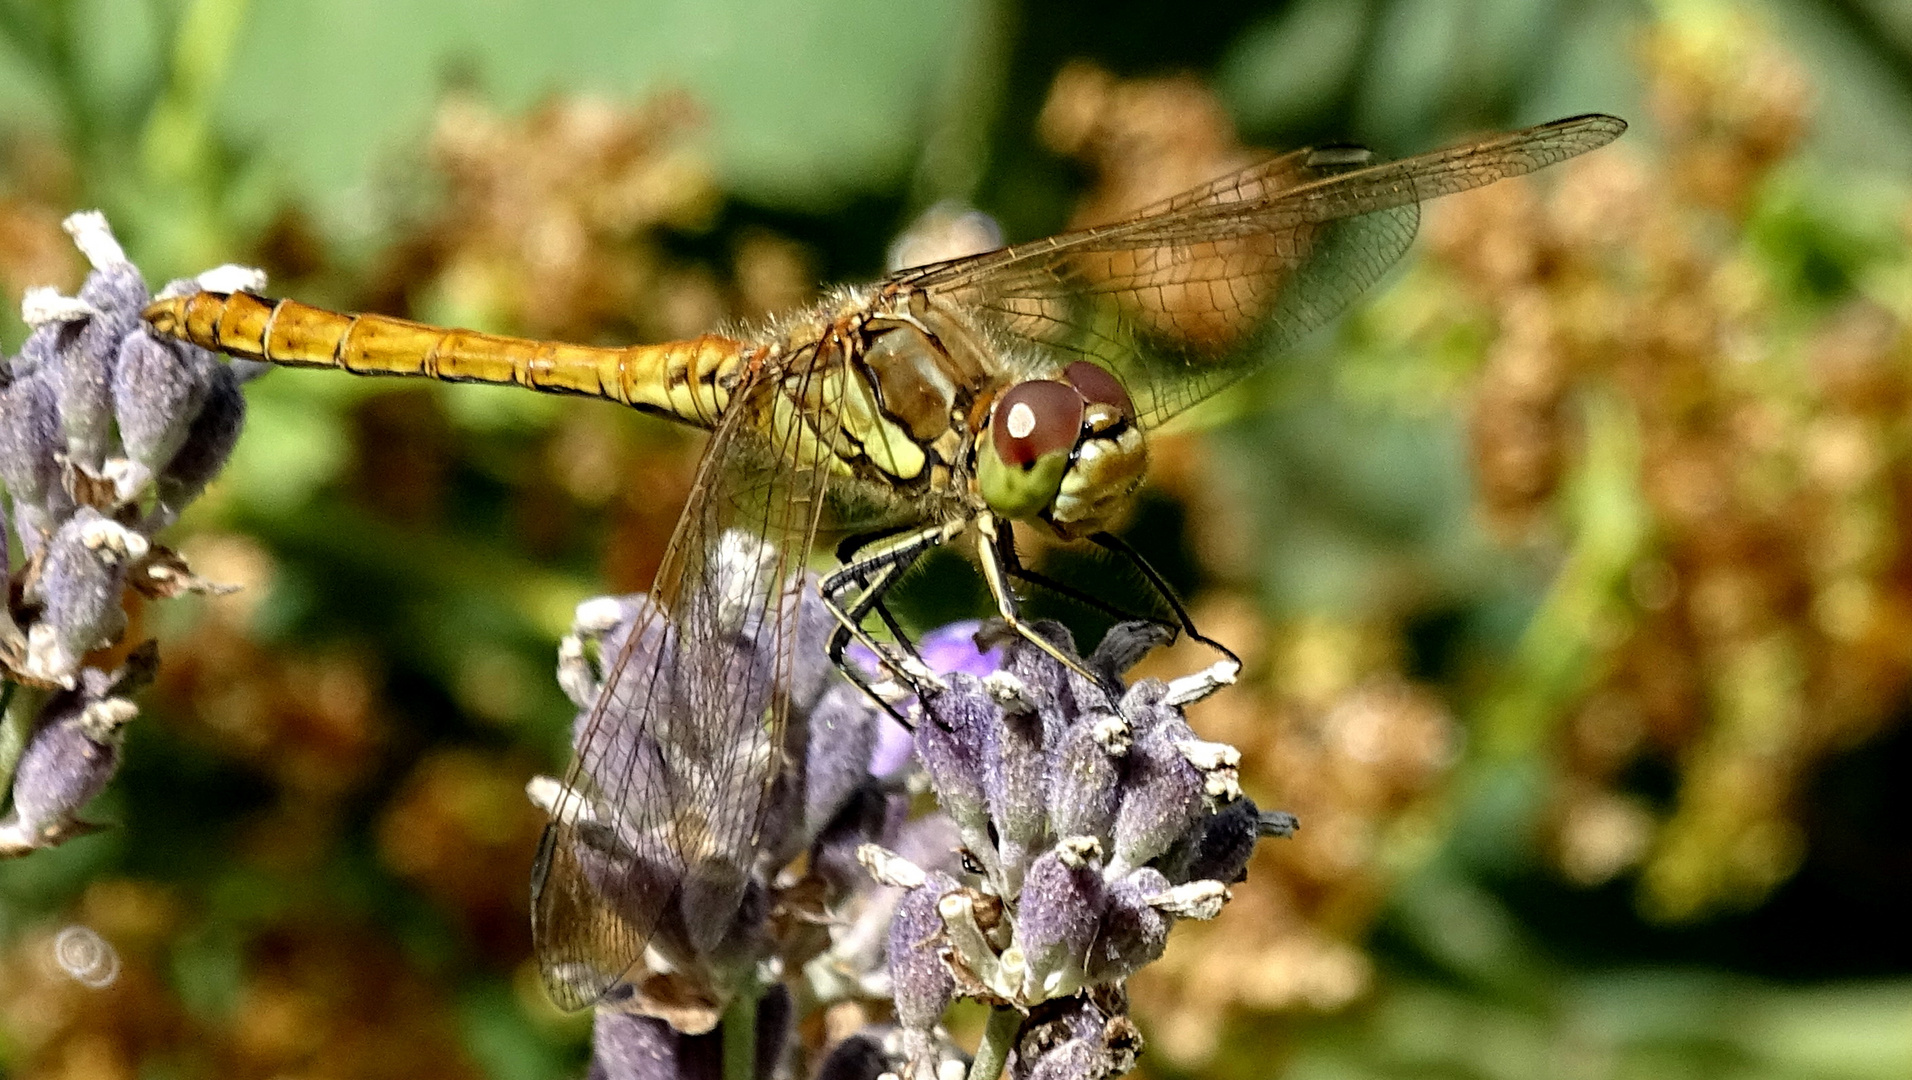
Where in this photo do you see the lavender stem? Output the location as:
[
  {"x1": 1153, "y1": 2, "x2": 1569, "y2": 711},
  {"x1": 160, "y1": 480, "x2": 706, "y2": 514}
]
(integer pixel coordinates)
[
  {"x1": 968, "y1": 1005, "x2": 1021, "y2": 1080},
  {"x1": 721, "y1": 982, "x2": 759, "y2": 1080},
  {"x1": 0, "y1": 683, "x2": 44, "y2": 805}
]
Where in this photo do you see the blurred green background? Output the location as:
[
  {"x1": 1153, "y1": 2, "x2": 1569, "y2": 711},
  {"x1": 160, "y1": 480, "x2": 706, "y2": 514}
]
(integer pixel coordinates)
[{"x1": 4, "y1": 0, "x2": 1912, "y2": 1077}]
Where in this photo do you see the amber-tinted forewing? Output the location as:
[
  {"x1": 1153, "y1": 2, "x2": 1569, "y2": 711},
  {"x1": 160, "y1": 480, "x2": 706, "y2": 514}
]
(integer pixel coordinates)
[
  {"x1": 531, "y1": 342, "x2": 841, "y2": 1011},
  {"x1": 895, "y1": 114, "x2": 1625, "y2": 426}
]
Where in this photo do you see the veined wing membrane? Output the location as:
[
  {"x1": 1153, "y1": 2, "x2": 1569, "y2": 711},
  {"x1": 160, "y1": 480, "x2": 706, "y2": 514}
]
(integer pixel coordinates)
[
  {"x1": 897, "y1": 114, "x2": 1626, "y2": 425},
  {"x1": 532, "y1": 340, "x2": 842, "y2": 1012}
]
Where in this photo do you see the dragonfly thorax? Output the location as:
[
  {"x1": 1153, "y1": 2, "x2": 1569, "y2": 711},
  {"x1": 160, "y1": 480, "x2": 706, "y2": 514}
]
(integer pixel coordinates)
[{"x1": 977, "y1": 361, "x2": 1147, "y2": 537}]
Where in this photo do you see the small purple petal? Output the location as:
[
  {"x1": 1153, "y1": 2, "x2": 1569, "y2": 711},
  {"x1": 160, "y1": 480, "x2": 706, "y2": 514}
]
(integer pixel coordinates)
[
  {"x1": 1108, "y1": 702, "x2": 1207, "y2": 874},
  {"x1": 1045, "y1": 711, "x2": 1122, "y2": 843},
  {"x1": 866, "y1": 709, "x2": 916, "y2": 780},
  {"x1": 154, "y1": 361, "x2": 245, "y2": 520},
  {"x1": 918, "y1": 620, "x2": 1001, "y2": 680},
  {"x1": 889, "y1": 871, "x2": 959, "y2": 1032},
  {"x1": 1088, "y1": 868, "x2": 1171, "y2": 982},
  {"x1": 1014, "y1": 846, "x2": 1105, "y2": 995},
  {"x1": 0, "y1": 691, "x2": 133, "y2": 852},
  {"x1": 112, "y1": 330, "x2": 211, "y2": 479}
]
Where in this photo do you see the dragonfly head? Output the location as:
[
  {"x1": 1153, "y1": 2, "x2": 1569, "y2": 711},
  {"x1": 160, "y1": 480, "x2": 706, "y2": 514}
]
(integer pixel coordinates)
[{"x1": 977, "y1": 361, "x2": 1147, "y2": 537}]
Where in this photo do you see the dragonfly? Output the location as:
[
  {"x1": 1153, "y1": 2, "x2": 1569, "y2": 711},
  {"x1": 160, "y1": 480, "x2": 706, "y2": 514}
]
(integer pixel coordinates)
[{"x1": 143, "y1": 112, "x2": 1625, "y2": 1010}]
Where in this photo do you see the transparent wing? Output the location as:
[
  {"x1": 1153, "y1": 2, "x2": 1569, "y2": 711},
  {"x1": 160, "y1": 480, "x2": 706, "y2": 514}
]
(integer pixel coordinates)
[
  {"x1": 893, "y1": 114, "x2": 1625, "y2": 426},
  {"x1": 531, "y1": 339, "x2": 843, "y2": 1011}
]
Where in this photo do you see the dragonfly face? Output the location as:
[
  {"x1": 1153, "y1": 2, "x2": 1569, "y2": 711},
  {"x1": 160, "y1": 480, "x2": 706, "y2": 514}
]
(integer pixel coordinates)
[
  {"x1": 976, "y1": 361, "x2": 1146, "y2": 536},
  {"x1": 850, "y1": 295, "x2": 1148, "y2": 536}
]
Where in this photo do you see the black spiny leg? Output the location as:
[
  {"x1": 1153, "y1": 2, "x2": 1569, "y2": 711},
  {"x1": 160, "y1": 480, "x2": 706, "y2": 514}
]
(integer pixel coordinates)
[
  {"x1": 1089, "y1": 530, "x2": 1241, "y2": 678},
  {"x1": 996, "y1": 534, "x2": 1179, "y2": 637},
  {"x1": 821, "y1": 519, "x2": 966, "y2": 723}
]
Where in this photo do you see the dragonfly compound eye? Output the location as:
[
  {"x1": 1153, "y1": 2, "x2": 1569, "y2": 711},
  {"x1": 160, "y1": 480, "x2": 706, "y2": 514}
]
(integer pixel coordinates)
[
  {"x1": 979, "y1": 379, "x2": 1085, "y2": 521},
  {"x1": 1064, "y1": 361, "x2": 1134, "y2": 422},
  {"x1": 992, "y1": 380, "x2": 1084, "y2": 467}
]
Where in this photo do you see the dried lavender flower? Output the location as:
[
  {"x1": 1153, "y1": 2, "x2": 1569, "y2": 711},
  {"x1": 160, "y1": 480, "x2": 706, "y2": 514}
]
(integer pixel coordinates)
[
  {"x1": 590, "y1": 985, "x2": 793, "y2": 1080},
  {"x1": 0, "y1": 212, "x2": 257, "y2": 856},
  {"x1": 880, "y1": 619, "x2": 1293, "y2": 1080},
  {"x1": 24, "y1": 508, "x2": 147, "y2": 687},
  {"x1": 1011, "y1": 994, "x2": 1140, "y2": 1080},
  {"x1": 0, "y1": 645, "x2": 154, "y2": 855}
]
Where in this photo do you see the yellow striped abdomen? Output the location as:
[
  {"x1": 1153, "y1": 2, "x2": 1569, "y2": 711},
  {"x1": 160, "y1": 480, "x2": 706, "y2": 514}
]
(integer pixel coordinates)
[{"x1": 142, "y1": 291, "x2": 744, "y2": 429}]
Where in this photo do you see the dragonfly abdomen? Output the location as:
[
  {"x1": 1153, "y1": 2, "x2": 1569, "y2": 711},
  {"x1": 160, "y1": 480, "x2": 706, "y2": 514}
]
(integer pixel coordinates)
[{"x1": 143, "y1": 291, "x2": 742, "y2": 428}]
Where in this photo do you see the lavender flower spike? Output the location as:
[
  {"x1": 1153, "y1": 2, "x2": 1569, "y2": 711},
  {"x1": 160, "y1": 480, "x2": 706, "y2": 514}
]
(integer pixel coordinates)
[
  {"x1": 1, "y1": 212, "x2": 257, "y2": 856},
  {"x1": 873, "y1": 619, "x2": 1295, "y2": 1080}
]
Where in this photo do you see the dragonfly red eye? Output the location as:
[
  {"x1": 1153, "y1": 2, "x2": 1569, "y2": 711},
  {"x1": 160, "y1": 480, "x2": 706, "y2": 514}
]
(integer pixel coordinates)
[
  {"x1": 1064, "y1": 362, "x2": 1134, "y2": 419},
  {"x1": 992, "y1": 380, "x2": 1084, "y2": 468}
]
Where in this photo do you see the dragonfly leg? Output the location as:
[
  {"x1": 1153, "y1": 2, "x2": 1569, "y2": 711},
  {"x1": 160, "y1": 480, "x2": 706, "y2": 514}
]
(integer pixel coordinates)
[
  {"x1": 833, "y1": 523, "x2": 928, "y2": 667},
  {"x1": 974, "y1": 513, "x2": 1107, "y2": 688},
  {"x1": 996, "y1": 538, "x2": 1177, "y2": 636},
  {"x1": 820, "y1": 519, "x2": 966, "y2": 720},
  {"x1": 1089, "y1": 531, "x2": 1242, "y2": 681}
]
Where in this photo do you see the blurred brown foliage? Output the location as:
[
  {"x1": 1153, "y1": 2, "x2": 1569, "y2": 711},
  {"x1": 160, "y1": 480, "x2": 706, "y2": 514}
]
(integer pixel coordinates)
[
  {"x1": 0, "y1": 881, "x2": 485, "y2": 1080},
  {"x1": 1436, "y1": 17, "x2": 1911, "y2": 920},
  {"x1": 0, "y1": 133, "x2": 82, "y2": 314}
]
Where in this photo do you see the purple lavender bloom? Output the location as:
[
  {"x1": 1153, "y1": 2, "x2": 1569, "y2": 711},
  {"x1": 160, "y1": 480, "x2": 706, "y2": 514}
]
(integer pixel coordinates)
[
  {"x1": 869, "y1": 618, "x2": 1288, "y2": 1080},
  {"x1": 590, "y1": 985, "x2": 792, "y2": 1080},
  {"x1": 1, "y1": 212, "x2": 256, "y2": 857},
  {"x1": 550, "y1": 544, "x2": 1292, "y2": 1080},
  {"x1": 916, "y1": 620, "x2": 1002, "y2": 680},
  {"x1": 528, "y1": 481, "x2": 1278, "y2": 1080},
  {"x1": 0, "y1": 645, "x2": 154, "y2": 855},
  {"x1": 0, "y1": 368, "x2": 68, "y2": 557}
]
